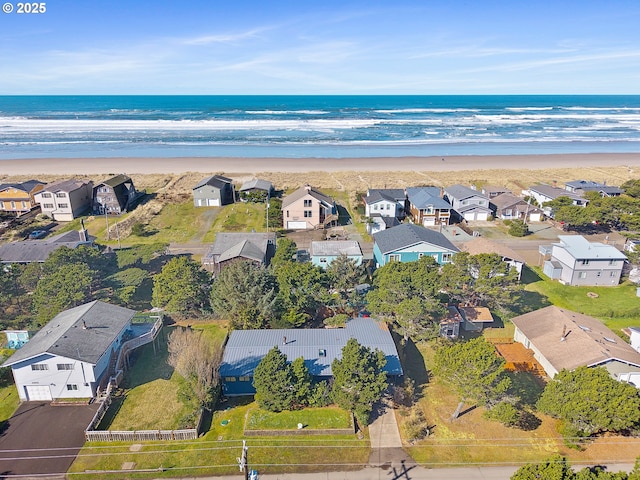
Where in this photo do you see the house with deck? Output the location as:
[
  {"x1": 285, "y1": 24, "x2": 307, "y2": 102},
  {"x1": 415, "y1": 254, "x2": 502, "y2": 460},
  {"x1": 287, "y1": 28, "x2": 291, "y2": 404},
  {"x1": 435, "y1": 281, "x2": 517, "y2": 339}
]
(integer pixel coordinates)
[
  {"x1": 282, "y1": 185, "x2": 337, "y2": 230},
  {"x1": 0, "y1": 180, "x2": 46, "y2": 216},
  {"x1": 406, "y1": 187, "x2": 452, "y2": 226},
  {"x1": 1, "y1": 301, "x2": 163, "y2": 401},
  {"x1": 511, "y1": 306, "x2": 640, "y2": 386},
  {"x1": 193, "y1": 175, "x2": 236, "y2": 207},
  {"x1": 373, "y1": 223, "x2": 459, "y2": 267},
  {"x1": 443, "y1": 185, "x2": 492, "y2": 221},
  {"x1": 310, "y1": 240, "x2": 363, "y2": 269},
  {"x1": 34, "y1": 179, "x2": 93, "y2": 221},
  {"x1": 219, "y1": 317, "x2": 402, "y2": 396},
  {"x1": 238, "y1": 179, "x2": 274, "y2": 201},
  {"x1": 542, "y1": 235, "x2": 626, "y2": 286},
  {"x1": 202, "y1": 232, "x2": 276, "y2": 274},
  {"x1": 363, "y1": 189, "x2": 407, "y2": 219},
  {"x1": 564, "y1": 180, "x2": 622, "y2": 198},
  {"x1": 93, "y1": 174, "x2": 138, "y2": 215}
]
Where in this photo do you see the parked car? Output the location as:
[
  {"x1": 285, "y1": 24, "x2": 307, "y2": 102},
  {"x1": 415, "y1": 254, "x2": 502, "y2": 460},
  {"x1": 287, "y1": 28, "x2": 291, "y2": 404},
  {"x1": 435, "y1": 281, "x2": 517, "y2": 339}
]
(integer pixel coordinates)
[{"x1": 28, "y1": 230, "x2": 48, "y2": 239}]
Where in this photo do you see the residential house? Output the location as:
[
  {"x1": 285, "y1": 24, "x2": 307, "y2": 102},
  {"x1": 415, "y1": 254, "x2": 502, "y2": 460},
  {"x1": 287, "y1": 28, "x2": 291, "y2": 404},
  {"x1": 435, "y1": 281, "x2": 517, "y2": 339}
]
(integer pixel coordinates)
[
  {"x1": 34, "y1": 179, "x2": 93, "y2": 221},
  {"x1": 458, "y1": 306, "x2": 494, "y2": 332},
  {"x1": 628, "y1": 327, "x2": 640, "y2": 353},
  {"x1": 363, "y1": 189, "x2": 407, "y2": 219},
  {"x1": 192, "y1": 175, "x2": 236, "y2": 207},
  {"x1": 238, "y1": 179, "x2": 274, "y2": 201},
  {"x1": 93, "y1": 174, "x2": 138, "y2": 215},
  {"x1": 542, "y1": 235, "x2": 626, "y2": 286},
  {"x1": 4, "y1": 330, "x2": 30, "y2": 349},
  {"x1": 564, "y1": 180, "x2": 622, "y2": 198},
  {"x1": 282, "y1": 185, "x2": 337, "y2": 230},
  {"x1": 202, "y1": 232, "x2": 276, "y2": 274},
  {"x1": 311, "y1": 240, "x2": 363, "y2": 269},
  {"x1": 511, "y1": 306, "x2": 640, "y2": 386},
  {"x1": 366, "y1": 215, "x2": 401, "y2": 235},
  {"x1": 439, "y1": 306, "x2": 462, "y2": 340},
  {"x1": 0, "y1": 301, "x2": 151, "y2": 401},
  {"x1": 0, "y1": 224, "x2": 94, "y2": 264},
  {"x1": 524, "y1": 184, "x2": 588, "y2": 217},
  {"x1": 443, "y1": 184, "x2": 492, "y2": 221},
  {"x1": 0, "y1": 180, "x2": 45, "y2": 216},
  {"x1": 406, "y1": 187, "x2": 452, "y2": 226},
  {"x1": 460, "y1": 237, "x2": 526, "y2": 280},
  {"x1": 219, "y1": 317, "x2": 403, "y2": 396},
  {"x1": 490, "y1": 193, "x2": 543, "y2": 222},
  {"x1": 481, "y1": 185, "x2": 512, "y2": 199},
  {"x1": 373, "y1": 223, "x2": 459, "y2": 267}
]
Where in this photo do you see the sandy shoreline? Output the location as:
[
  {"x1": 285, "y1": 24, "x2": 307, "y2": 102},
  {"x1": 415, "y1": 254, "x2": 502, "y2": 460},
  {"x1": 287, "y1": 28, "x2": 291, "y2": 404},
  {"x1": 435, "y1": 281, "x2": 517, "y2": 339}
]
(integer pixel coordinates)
[{"x1": 2, "y1": 153, "x2": 640, "y2": 176}]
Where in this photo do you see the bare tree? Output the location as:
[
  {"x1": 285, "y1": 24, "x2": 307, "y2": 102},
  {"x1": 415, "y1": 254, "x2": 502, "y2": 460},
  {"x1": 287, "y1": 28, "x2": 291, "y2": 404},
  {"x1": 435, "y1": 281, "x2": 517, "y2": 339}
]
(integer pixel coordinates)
[{"x1": 167, "y1": 327, "x2": 223, "y2": 407}]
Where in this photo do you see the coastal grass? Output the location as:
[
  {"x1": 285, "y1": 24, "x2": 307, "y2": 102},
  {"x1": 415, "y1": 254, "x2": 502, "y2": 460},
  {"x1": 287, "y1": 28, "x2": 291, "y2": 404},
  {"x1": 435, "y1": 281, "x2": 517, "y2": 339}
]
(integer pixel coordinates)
[
  {"x1": 245, "y1": 406, "x2": 352, "y2": 430},
  {"x1": 0, "y1": 384, "x2": 19, "y2": 426},
  {"x1": 402, "y1": 341, "x2": 640, "y2": 467},
  {"x1": 203, "y1": 202, "x2": 267, "y2": 243}
]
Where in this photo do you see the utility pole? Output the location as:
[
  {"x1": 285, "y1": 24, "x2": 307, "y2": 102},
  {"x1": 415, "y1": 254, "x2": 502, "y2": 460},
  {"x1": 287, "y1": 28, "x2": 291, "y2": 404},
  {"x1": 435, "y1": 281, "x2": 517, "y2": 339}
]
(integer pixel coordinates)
[
  {"x1": 104, "y1": 205, "x2": 110, "y2": 241},
  {"x1": 237, "y1": 440, "x2": 249, "y2": 480},
  {"x1": 266, "y1": 191, "x2": 270, "y2": 233}
]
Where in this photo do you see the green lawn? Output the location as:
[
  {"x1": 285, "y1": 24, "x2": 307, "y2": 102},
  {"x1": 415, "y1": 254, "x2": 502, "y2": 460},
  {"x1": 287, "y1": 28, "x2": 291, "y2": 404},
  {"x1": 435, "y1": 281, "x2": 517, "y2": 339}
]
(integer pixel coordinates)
[
  {"x1": 0, "y1": 383, "x2": 19, "y2": 427},
  {"x1": 203, "y1": 203, "x2": 268, "y2": 243},
  {"x1": 524, "y1": 266, "x2": 640, "y2": 335},
  {"x1": 245, "y1": 406, "x2": 352, "y2": 430}
]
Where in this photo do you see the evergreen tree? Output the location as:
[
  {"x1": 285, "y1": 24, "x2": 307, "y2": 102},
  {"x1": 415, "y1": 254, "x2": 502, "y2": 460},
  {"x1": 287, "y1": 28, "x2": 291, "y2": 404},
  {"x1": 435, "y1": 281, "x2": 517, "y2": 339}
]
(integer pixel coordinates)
[
  {"x1": 153, "y1": 256, "x2": 211, "y2": 315},
  {"x1": 253, "y1": 346, "x2": 295, "y2": 412}
]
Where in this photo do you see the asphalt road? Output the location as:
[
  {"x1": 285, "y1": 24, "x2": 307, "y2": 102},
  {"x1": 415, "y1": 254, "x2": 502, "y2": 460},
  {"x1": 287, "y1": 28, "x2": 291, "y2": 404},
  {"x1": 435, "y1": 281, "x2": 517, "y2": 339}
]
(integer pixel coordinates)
[{"x1": 0, "y1": 401, "x2": 99, "y2": 477}]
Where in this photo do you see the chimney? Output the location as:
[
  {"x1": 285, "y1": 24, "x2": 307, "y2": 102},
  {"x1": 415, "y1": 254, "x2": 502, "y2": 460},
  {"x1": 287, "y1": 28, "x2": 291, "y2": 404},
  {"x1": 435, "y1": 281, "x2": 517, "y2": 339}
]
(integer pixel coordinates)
[
  {"x1": 82, "y1": 320, "x2": 88, "y2": 330},
  {"x1": 560, "y1": 324, "x2": 567, "y2": 341},
  {"x1": 283, "y1": 336, "x2": 287, "y2": 345},
  {"x1": 304, "y1": 185, "x2": 311, "y2": 192}
]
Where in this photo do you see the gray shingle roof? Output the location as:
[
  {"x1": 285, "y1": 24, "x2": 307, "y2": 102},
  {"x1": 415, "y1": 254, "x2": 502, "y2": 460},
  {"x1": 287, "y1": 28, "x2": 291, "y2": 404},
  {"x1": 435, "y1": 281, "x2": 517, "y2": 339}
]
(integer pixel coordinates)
[
  {"x1": 101, "y1": 174, "x2": 132, "y2": 188},
  {"x1": 444, "y1": 184, "x2": 487, "y2": 201},
  {"x1": 40, "y1": 179, "x2": 91, "y2": 194},
  {"x1": 239, "y1": 179, "x2": 273, "y2": 192},
  {"x1": 0, "y1": 231, "x2": 95, "y2": 263},
  {"x1": 373, "y1": 223, "x2": 459, "y2": 255},
  {"x1": 194, "y1": 175, "x2": 233, "y2": 190},
  {"x1": 406, "y1": 187, "x2": 451, "y2": 209},
  {"x1": 529, "y1": 184, "x2": 584, "y2": 202},
  {"x1": 364, "y1": 189, "x2": 406, "y2": 205},
  {"x1": 0, "y1": 180, "x2": 44, "y2": 194},
  {"x1": 204, "y1": 232, "x2": 276, "y2": 265},
  {"x1": 311, "y1": 240, "x2": 362, "y2": 257},
  {"x1": 2, "y1": 301, "x2": 136, "y2": 367},
  {"x1": 220, "y1": 317, "x2": 402, "y2": 377}
]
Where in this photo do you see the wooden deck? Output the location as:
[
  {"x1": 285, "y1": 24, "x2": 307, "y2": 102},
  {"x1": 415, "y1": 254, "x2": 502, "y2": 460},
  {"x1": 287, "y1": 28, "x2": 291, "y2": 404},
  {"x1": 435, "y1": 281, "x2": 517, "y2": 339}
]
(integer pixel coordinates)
[{"x1": 495, "y1": 342, "x2": 546, "y2": 377}]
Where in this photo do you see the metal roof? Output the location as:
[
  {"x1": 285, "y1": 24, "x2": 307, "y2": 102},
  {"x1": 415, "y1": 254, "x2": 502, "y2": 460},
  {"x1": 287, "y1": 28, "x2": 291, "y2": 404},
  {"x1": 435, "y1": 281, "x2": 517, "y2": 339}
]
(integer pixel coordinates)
[
  {"x1": 0, "y1": 231, "x2": 96, "y2": 263},
  {"x1": 2, "y1": 301, "x2": 136, "y2": 367},
  {"x1": 220, "y1": 317, "x2": 403, "y2": 378},
  {"x1": 444, "y1": 184, "x2": 488, "y2": 201},
  {"x1": 554, "y1": 235, "x2": 627, "y2": 260},
  {"x1": 311, "y1": 240, "x2": 362, "y2": 257},
  {"x1": 373, "y1": 223, "x2": 459, "y2": 255},
  {"x1": 529, "y1": 184, "x2": 584, "y2": 202},
  {"x1": 100, "y1": 174, "x2": 132, "y2": 188}
]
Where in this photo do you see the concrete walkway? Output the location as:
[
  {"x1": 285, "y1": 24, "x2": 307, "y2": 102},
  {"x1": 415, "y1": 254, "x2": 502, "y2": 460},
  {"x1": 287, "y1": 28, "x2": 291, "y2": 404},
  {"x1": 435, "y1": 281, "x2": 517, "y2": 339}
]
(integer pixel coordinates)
[{"x1": 367, "y1": 394, "x2": 416, "y2": 469}]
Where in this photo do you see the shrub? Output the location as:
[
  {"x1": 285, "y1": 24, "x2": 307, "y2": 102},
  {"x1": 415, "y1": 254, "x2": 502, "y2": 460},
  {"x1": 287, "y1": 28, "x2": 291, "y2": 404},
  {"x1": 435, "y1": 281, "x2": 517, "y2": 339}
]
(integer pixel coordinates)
[
  {"x1": 483, "y1": 401, "x2": 519, "y2": 427},
  {"x1": 403, "y1": 407, "x2": 430, "y2": 442}
]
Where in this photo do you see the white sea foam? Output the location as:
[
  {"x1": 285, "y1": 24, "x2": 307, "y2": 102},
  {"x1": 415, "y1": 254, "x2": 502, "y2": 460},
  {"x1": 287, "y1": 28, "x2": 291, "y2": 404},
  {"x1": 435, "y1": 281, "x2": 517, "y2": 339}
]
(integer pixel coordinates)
[
  {"x1": 374, "y1": 108, "x2": 480, "y2": 113},
  {"x1": 505, "y1": 107, "x2": 554, "y2": 112},
  {"x1": 245, "y1": 110, "x2": 329, "y2": 115}
]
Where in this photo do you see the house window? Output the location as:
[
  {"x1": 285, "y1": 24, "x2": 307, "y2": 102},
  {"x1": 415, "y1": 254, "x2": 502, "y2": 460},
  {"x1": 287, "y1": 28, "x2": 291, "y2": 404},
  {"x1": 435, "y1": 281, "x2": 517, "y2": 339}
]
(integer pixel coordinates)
[
  {"x1": 442, "y1": 253, "x2": 452, "y2": 263},
  {"x1": 41, "y1": 193, "x2": 52, "y2": 198},
  {"x1": 373, "y1": 205, "x2": 378, "y2": 210},
  {"x1": 462, "y1": 200, "x2": 468, "y2": 205},
  {"x1": 224, "y1": 377, "x2": 236, "y2": 382},
  {"x1": 304, "y1": 210, "x2": 312, "y2": 218},
  {"x1": 55, "y1": 192, "x2": 66, "y2": 198},
  {"x1": 66, "y1": 384, "x2": 78, "y2": 391},
  {"x1": 610, "y1": 271, "x2": 617, "y2": 277},
  {"x1": 386, "y1": 204, "x2": 390, "y2": 210},
  {"x1": 418, "y1": 253, "x2": 424, "y2": 259},
  {"x1": 31, "y1": 364, "x2": 48, "y2": 371},
  {"x1": 286, "y1": 210, "x2": 289, "y2": 217},
  {"x1": 596, "y1": 271, "x2": 602, "y2": 277},
  {"x1": 57, "y1": 364, "x2": 74, "y2": 370},
  {"x1": 320, "y1": 257, "x2": 327, "y2": 263},
  {"x1": 239, "y1": 376, "x2": 251, "y2": 382},
  {"x1": 21, "y1": 201, "x2": 27, "y2": 208},
  {"x1": 388, "y1": 254, "x2": 401, "y2": 262},
  {"x1": 580, "y1": 260, "x2": 590, "y2": 265},
  {"x1": 10, "y1": 201, "x2": 15, "y2": 209},
  {"x1": 0, "y1": 201, "x2": 4, "y2": 209},
  {"x1": 304, "y1": 199, "x2": 312, "y2": 207},
  {"x1": 58, "y1": 203, "x2": 69, "y2": 209},
  {"x1": 609, "y1": 259, "x2": 617, "y2": 265},
  {"x1": 43, "y1": 203, "x2": 54, "y2": 209},
  {"x1": 426, "y1": 205, "x2": 434, "y2": 214},
  {"x1": 578, "y1": 272, "x2": 587, "y2": 279}
]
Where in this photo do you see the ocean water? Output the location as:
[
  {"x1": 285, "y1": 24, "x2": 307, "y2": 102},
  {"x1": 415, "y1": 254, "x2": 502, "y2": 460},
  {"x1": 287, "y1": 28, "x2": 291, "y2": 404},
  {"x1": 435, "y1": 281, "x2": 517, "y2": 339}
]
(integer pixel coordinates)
[{"x1": 1, "y1": 95, "x2": 640, "y2": 159}]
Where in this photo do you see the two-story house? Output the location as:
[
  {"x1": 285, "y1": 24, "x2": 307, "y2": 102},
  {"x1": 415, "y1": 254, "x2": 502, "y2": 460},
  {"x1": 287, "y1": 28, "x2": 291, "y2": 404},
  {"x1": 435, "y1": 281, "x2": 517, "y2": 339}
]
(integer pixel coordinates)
[
  {"x1": 543, "y1": 235, "x2": 627, "y2": 286},
  {"x1": 363, "y1": 189, "x2": 407, "y2": 219},
  {"x1": 524, "y1": 184, "x2": 588, "y2": 216},
  {"x1": 406, "y1": 186, "x2": 452, "y2": 226},
  {"x1": 443, "y1": 184, "x2": 492, "y2": 221},
  {"x1": 564, "y1": 180, "x2": 622, "y2": 198},
  {"x1": 34, "y1": 179, "x2": 93, "y2": 221},
  {"x1": 282, "y1": 185, "x2": 337, "y2": 230},
  {"x1": 93, "y1": 174, "x2": 138, "y2": 215},
  {"x1": 193, "y1": 175, "x2": 236, "y2": 207},
  {"x1": 0, "y1": 180, "x2": 46, "y2": 216}
]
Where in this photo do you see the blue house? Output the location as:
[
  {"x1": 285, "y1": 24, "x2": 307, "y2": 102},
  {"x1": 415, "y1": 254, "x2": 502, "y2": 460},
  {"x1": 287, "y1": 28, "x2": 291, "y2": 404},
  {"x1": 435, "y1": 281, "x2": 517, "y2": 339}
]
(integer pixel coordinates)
[
  {"x1": 310, "y1": 240, "x2": 363, "y2": 269},
  {"x1": 373, "y1": 223, "x2": 459, "y2": 267},
  {"x1": 219, "y1": 318, "x2": 403, "y2": 396}
]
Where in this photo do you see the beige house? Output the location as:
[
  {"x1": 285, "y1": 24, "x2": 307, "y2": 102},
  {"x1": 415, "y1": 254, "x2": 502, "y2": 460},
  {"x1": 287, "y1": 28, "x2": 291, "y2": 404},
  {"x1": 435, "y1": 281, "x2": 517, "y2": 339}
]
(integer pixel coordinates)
[
  {"x1": 282, "y1": 185, "x2": 338, "y2": 230},
  {"x1": 34, "y1": 179, "x2": 93, "y2": 221},
  {"x1": 512, "y1": 306, "x2": 640, "y2": 386}
]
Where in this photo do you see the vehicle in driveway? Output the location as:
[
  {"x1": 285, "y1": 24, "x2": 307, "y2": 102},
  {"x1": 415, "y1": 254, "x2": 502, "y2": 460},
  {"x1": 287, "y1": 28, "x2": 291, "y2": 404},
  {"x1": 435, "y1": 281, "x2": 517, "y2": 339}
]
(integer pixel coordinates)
[{"x1": 28, "y1": 229, "x2": 48, "y2": 239}]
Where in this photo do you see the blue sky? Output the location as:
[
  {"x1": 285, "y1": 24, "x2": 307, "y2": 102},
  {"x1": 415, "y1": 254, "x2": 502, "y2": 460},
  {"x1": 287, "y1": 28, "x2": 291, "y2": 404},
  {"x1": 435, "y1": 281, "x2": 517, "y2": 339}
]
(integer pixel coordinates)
[{"x1": 1, "y1": 0, "x2": 640, "y2": 94}]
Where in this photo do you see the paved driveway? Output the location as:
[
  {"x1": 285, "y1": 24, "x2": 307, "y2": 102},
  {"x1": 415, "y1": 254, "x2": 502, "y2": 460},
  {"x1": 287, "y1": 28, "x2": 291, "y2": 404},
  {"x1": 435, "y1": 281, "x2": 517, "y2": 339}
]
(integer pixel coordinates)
[{"x1": 0, "y1": 401, "x2": 99, "y2": 477}]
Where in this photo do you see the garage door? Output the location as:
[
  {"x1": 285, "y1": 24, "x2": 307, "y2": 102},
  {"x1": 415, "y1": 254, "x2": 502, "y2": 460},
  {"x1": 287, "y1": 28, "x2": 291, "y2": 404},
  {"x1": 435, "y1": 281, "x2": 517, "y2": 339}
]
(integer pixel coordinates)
[
  {"x1": 25, "y1": 385, "x2": 52, "y2": 401},
  {"x1": 287, "y1": 221, "x2": 308, "y2": 229},
  {"x1": 422, "y1": 218, "x2": 436, "y2": 226},
  {"x1": 207, "y1": 198, "x2": 220, "y2": 206},
  {"x1": 464, "y1": 212, "x2": 477, "y2": 221}
]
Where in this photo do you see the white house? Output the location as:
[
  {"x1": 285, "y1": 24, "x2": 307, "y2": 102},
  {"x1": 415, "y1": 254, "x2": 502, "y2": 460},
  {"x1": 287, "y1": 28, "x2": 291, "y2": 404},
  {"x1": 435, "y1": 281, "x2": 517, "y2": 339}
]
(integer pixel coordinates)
[
  {"x1": 628, "y1": 327, "x2": 640, "y2": 354},
  {"x1": 542, "y1": 235, "x2": 627, "y2": 286},
  {"x1": 512, "y1": 306, "x2": 640, "y2": 387},
  {"x1": 34, "y1": 179, "x2": 94, "y2": 222},
  {"x1": 363, "y1": 189, "x2": 406, "y2": 219},
  {"x1": 1, "y1": 301, "x2": 137, "y2": 401},
  {"x1": 443, "y1": 185, "x2": 492, "y2": 221}
]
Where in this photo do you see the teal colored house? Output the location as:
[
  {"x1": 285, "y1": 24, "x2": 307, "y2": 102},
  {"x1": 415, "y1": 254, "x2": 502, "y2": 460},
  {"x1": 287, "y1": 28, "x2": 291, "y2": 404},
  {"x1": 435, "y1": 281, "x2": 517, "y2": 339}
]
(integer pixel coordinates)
[
  {"x1": 373, "y1": 224, "x2": 459, "y2": 267},
  {"x1": 310, "y1": 240, "x2": 363, "y2": 269}
]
